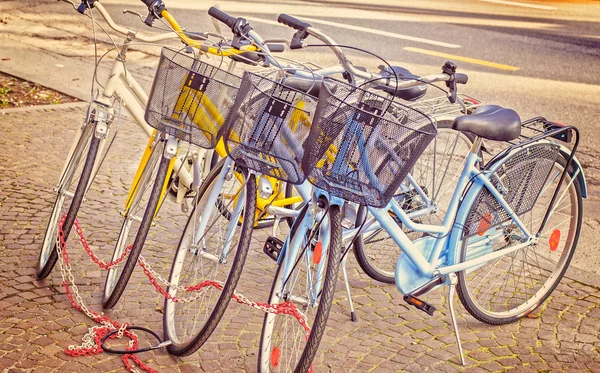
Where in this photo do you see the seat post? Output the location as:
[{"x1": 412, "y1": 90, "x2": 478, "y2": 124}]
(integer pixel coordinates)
[{"x1": 470, "y1": 136, "x2": 483, "y2": 155}]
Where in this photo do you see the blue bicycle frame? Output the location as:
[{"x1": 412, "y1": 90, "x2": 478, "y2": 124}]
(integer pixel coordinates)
[{"x1": 366, "y1": 142, "x2": 543, "y2": 294}]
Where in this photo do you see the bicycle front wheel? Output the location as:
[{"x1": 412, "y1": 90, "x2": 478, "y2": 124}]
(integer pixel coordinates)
[
  {"x1": 102, "y1": 140, "x2": 170, "y2": 309},
  {"x1": 457, "y1": 149, "x2": 582, "y2": 324},
  {"x1": 258, "y1": 200, "x2": 342, "y2": 373},
  {"x1": 163, "y1": 158, "x2": 256, "y2": 356},
  {"x1": 37, "y1": 123, "x2": 100, "y2": 279}
]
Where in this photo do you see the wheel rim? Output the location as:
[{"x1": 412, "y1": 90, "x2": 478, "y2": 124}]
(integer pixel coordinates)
[
  {"x1": 260, "y1": 207, "x2": 331, "y2": 372},
  {"x1": 103, "y1": 144, "x2": 162, "y2": 300},
  {"x1": 38, "y1": 126, "x2": 94, "y2": 274},
  {"x1": 164, "y1": 166, "x2": 247, "y2": 347},
  {"x1": 461, "y1": 161, "x2": 579, "y2": 318}
]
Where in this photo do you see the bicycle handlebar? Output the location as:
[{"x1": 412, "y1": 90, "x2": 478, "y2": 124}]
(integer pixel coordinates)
[
  {"x1": 277, "y1": 14, "x2": 311, "y2": 32},
  {"x1": 276, "y1": 13, "x2": 469, "y2": 95},
  {"x1": 455, "y1": 73, "x2": 468, "y2": 84},
  {"x1": 91, "y1": 1, "x2": 179, "y2": 43},
  {"x1": 208, "y1": 7, "x2": 239, "y2": 32}
]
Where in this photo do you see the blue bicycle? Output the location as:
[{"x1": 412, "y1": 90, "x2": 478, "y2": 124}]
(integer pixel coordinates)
[{"x1": 255, "y1": 15, "x2": 585, "y2": 372}]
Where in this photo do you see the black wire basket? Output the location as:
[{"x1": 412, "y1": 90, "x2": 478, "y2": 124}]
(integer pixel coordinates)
[
  {"x1": 145, "y1": 47, "x2": 242, "y2": 149},
  {"x1": 302, "y1": 78, "x2": 437, "y2": 208},
  {"x1": 220, "y1": 70, "x2": 317, "y2": 184}
]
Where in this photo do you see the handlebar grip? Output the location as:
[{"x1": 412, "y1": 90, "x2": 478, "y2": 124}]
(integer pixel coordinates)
[
  {"x1": 266, "y1": 43, "x2": 285, "y2": 53},
  {"x1": 277, "y1": 14, "x2": 311, "y2": 32},
  {"x1": 208, "y1": 6, "x2": 238, "y2": 30},
  {"x1": 455, "y1": 73, "x2": 468, "y2": 84}
]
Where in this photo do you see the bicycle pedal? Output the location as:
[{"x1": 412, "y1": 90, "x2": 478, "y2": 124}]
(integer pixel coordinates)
[
  {"x1": 403, "y1": 294, "x2": 436, "y2": 316},
  {"x1": 263, "y1": 236, "x2": 284, "y2": 261}
]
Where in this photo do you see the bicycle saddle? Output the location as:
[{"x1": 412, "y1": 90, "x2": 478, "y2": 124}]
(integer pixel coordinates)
[
  {"x1": 374, "y1": 65, "x2": 428, "y2": 102},
  {"x1": 283, "y1": 75, "x2": 323, "y2": 98},
  {"x1": 452, "y1": 105, "x2": 521, "y2": 141}
]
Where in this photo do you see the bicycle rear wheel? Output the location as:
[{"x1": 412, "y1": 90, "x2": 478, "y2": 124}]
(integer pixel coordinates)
[
  {"x1": 457, "y1": 148, "x2": 582, "y2": 324},
  {"x1": 36, "y1": 122, "x2": 100, "y2": 279},
  {"x1": 353, "y1": 123, "x2": 474, "y2": 283},
  {"x1": 102, "y1": 140, "x2": 170, "y2": 309},
  {"x1": 163, "y1": 158, "x2": 256, "y2": 356},
  {"x1": 258, "y1": 200, "x2": 342, "y2": 373}
]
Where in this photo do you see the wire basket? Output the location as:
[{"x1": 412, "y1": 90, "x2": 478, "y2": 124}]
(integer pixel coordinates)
[
  {"x1": 302, "y1": 78, "x2": 437, "y2": 208},
  {"x1": 145, "y1": 47, "x2": 242, "y2": 149},
  {"x1": 220, "y1": 70, "x2": 317, "y2": 184}
]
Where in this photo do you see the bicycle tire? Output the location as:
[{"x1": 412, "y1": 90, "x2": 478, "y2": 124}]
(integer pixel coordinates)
[
  {"x1": 36, "y1": 128, "x2": 100, "y2": 279},
  {"x1": 353, "y1": 122, "x2": 474, "y2": 283},
  {"x1": 163, "y1": 157, "x2": 256, "y2": 356},
  {"x1": 102, "y1": 148, "x2": 171, "y2": 309},
  {"x1": 258, "y1": 201, "x2": 343, "y2": 373},
  {"x1": 284, "y1": 182, "x2": 306, "y2": 228},
  {"x1": 456, "y1": 149, "x2": 582, "y2": 325},
  {"x1": 103, "y1": 139, "x2": 164, "y2": 307}
]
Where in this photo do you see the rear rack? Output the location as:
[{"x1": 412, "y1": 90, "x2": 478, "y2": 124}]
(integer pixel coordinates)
[
  {"x1": 410, "y1": 93, "x2": 481, "y2": 119},
  {"x1": 492, "y1": 116, "x2": 580, "y2": 238},
  {"x1": 507, "y1": 116, "x2": 575, "y2": 146}
]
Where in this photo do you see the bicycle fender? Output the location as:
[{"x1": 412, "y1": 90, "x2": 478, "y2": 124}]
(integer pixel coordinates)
[
  {"x1": 447, "y1": 177, "x2": 484, "y2": 268},
  {"x1": 558, "y1": 145, "x2": 587, "y2": 199}
]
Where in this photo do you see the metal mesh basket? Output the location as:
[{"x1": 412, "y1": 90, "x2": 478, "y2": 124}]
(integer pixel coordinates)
[
  {"x1": 145, "y1": 47, "x2": 242, "y2": 149},
  {"x1": 221, "y1": 70, "x2": 317, "y2": 184},
  {"x1": 302, "y1": 78, "x2": 437, "y2": 208},
  {"x1": 463, "y1": 143, "x2": 560, "y2": 238}
]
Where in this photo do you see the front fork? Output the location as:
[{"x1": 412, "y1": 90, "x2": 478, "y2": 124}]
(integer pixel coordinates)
[{"x1": 279, "y1": 192, "x2": 342, "y2": 307}]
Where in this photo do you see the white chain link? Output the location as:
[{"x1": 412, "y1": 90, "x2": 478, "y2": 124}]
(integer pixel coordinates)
[{"x1": 56, "y1": 233, "x2": 139, "y2": 352}]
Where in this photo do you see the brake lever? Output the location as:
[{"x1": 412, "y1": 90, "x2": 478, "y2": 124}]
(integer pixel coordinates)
[
  {"x1": 123, "y1": 9, "x2": 146, "y2": 24},
  {"x1": 442, "y1": 61, "x2": 458, "y2": 104}
]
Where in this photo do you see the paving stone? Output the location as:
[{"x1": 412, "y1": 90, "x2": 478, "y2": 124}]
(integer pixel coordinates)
[{"x1": 0, "y1": 105, "x2": 599, "y2": 373}]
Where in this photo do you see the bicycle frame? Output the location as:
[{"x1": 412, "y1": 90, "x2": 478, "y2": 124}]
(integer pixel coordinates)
[{"x1": 366, "y1": 134, "x2": 579, "y2": 294}]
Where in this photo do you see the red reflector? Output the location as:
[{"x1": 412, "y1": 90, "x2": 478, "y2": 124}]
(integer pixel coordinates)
[
  {"x1": 549, "y1": 229, "x2": 561, "y2": 251},
  {"x1": 313, "y1": 241, "x2": 323, "y2": 264},
  {"x1": 463, "y1": 97, "x2": 481, "y2": 105},
  {"x1": 271, "y1": 346, "x2": 281, "y2": 368},
  {"x1": 477, "y1": 213, "x2": 493, "y2": 236}
]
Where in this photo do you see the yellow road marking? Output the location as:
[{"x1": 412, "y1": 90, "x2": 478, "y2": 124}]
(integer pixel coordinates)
[
  {"x1": 403, "y1": 47, "x2": 520, "y2": 71},
  {"x1": 479, "y1": 0, "x2": 557, "y2": 11}
]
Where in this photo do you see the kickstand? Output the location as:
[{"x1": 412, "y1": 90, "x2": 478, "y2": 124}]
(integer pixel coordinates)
[
  {"x1": 341, "y1": 250, "x2": 357, "y2": 322},
  {"x1": 447, "y1": 273, "x2": 465, "y2": 365}
]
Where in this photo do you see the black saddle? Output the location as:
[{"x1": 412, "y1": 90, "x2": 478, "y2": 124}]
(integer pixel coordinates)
[
  {"x1": 452, "y1": 105, "x2": 521, "y2": 141},
  {"x1": 283, "y1": 75, "x2": 323, "y2": 98},
  {"x1": 374, "y1": 65, "x2": 427, "y2": 102}
]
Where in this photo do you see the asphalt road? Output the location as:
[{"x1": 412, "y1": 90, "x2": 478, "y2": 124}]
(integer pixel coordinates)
[
  {"x1": 4, "y1": 0, "x2": 597, "y2": 149},
  {"x1": 1, "y1": 0, "x2": 600, "y2": 272}
]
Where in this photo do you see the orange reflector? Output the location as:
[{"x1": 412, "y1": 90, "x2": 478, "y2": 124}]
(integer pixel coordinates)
[
  {"x1": 549, "y1": 229, "x2": 561, "y2": 251},
  {"x1": 313, "y1": 241, "x2": 323, "y2": 264},
  {"x1": 271, "y1": 346, "x2": 281, "y2": 368},
  {"x1": 477, "y1": 213, "x2": 493, "y2": 236}
]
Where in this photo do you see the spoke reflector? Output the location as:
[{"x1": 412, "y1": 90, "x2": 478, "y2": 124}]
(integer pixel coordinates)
[
  {"x1": 270, "y1": 346, "x2": 281, "y2": 368},
  {"x1": 477, "y1": 213, "x2": 493, "y2": 236},
  {"x1": 313, "y1": 241, "x2": 323, "y2": 264},
  {"x1": 549, "y1": 229, "x2": 560, "y2": 251}
]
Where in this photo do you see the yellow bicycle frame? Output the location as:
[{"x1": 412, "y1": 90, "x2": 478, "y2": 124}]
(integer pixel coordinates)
[{"x1": 125, "y1": 9, "x2": 328, "y2": 223}]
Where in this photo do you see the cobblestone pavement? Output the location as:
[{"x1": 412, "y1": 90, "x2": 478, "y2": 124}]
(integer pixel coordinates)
[{"x1": 1, "y1": 106, "x2": 600, "y2": 373}]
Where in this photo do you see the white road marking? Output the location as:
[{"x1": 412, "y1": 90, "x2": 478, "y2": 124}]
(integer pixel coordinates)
[
  {"x1": 479, "y1": 0, "x2": 557, "y2": 11},
  {"x1": 243, "y1": 15, "x2": 462, "y2": 49}
]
